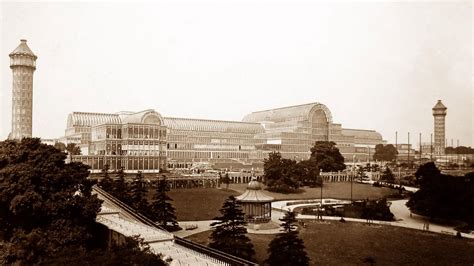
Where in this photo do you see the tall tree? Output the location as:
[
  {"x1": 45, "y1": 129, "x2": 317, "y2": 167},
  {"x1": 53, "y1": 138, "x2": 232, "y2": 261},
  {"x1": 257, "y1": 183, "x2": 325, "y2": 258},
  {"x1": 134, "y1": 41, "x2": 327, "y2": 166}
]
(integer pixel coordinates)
[
  {"x1": 297, "y1": 159, "x2": 321, "y2": 187},
  {"x1": 129, "y1": 171, "x2": 149, "y2": 214},
  {"x1": 209, "y1": 196, "x2": 255, "y2": 261},
  {"x1": 98, "y1": 164, "x2": 113, "y2": 192},
  {"x1": 264, "y1": 152, "x2": 283, "y2": 186},
  {"x1": 0, "y1": 138, "x2": 101, "y2": 264},
  {"x1": 151, "y1": 178, "x2": 179, "y2": 231},
  {"x1": 373, "y1": 144, "x2": 398, "y2": 162},
  {"x1": 309, "y1": 141, "x2": 346, "y2": 172},
  {"x1": 65, "y1": 143, "x2": 81, "y2": 155},
  {"x1": 280, "y1": 158, "x2": 300, "y2": 189},
  {"x1": 408, "y1": 163, "x2": 474, "y2": 227},
  {"x1": 112, "y1": 166, "x2": 130, "y2": 205},
  {"x1": 265, "y1": 211, "x2": 310, "y2": 266},
  {"x1": 263, "y1": 152, "x2": 300, "y2": 191},
  {"x1": 220, "y1": 172, "x2": 231, "y2": 189},
  {"x1": 0, "y1": 138, "x2": 165, "y2": 264},
  {"x1": 53, "y1": 141, "x2": 66, "y2": 152}
]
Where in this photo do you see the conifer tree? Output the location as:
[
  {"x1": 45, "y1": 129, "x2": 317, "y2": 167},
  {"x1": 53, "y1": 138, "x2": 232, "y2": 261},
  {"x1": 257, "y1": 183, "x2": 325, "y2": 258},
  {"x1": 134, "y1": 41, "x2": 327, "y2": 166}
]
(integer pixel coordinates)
[
  {"x1": 265, "y1": 211, "x2": 310, "y2": 266},
  {"x1": 151, "y1": 177, "x2": 179, "y2": 231},
  {"x1": 113, "y1": 166, "x2": 131, "y2": 205},
  {"x1": 219, "y1": 172, "x2": 231, "y2": 189},
  {"x1": 129, "y1": 171, "x2": 149, "y2": 214},
  {"x1": 98, "y1": 164, "x2": 113, "y2": 192},
  {"x1": 209, "y1": 196, "x2": 255, "y2": 261}
]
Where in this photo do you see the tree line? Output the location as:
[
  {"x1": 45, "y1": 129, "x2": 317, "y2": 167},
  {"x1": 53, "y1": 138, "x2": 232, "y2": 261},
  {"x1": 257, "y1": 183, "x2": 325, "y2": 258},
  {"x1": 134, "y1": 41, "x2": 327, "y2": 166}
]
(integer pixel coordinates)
[
  {"x1": 445, "y1": 146, "x2": 474, "y2": 154},
  {"x1": 0, "y1": 138, "x2": 166, "y2": 265},
  {"x1": 97, "y1": 165, "x2": 179, "y2": 231},
  {"x1": 264, "y1": 141, "x2": 346, "y2": 192},
  {"x1": 407, "y1": 162, "x2": 474, "y2": 229}
]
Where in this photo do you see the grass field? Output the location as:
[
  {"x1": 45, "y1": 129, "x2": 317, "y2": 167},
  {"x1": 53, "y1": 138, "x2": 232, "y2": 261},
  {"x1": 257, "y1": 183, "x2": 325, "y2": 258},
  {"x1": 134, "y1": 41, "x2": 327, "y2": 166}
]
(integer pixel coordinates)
[
  {"x1": 161, "y1": 183, "x2": 397, "y2": 221},
  {"x1": 228, "y1": 182, "x2": 397, "y2": 201},
  {"x1": 167, "y1": 188, "x2": 239, "y2": 221},
  {"x1": 186, "y1": 222, "x2": 474, "y2": 265}
]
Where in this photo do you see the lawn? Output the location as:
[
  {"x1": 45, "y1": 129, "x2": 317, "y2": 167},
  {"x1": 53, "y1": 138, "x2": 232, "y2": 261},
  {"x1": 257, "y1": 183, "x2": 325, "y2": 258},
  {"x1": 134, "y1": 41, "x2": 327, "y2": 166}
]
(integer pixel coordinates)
[
  {"x1": 228, "y1": 182, "x2": 397, "y2": 201},
  {"x1": 156, "y1": 183, "x2": 397, "y2": 221},
  {"x1": 164, "y1": 188, "x2": 239, "y2": 221},
  {"x1": 186, "y1": 222, "x2": 474, "y2": 265}
]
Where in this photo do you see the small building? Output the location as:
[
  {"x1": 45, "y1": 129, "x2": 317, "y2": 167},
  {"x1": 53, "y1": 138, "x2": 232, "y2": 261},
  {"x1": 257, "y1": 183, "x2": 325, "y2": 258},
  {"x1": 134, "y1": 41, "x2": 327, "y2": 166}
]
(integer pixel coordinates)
[{"x1": 236, "y1": 178, "x2": 274, "y2": 223}]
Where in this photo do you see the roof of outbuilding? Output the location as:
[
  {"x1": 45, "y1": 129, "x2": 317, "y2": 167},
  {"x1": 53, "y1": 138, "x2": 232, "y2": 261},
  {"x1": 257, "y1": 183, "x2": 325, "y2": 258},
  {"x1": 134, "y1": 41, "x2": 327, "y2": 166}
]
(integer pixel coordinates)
[{"x1": 236, "y1": 178, "x2": 274, "y2": 202}]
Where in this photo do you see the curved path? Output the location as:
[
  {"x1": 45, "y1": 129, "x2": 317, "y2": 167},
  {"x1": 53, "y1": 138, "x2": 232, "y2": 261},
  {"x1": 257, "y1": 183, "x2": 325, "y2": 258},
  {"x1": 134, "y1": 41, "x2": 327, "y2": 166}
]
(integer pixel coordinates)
[{"x1": 177, "y1": 199, "x2": 474, "y2": 239}]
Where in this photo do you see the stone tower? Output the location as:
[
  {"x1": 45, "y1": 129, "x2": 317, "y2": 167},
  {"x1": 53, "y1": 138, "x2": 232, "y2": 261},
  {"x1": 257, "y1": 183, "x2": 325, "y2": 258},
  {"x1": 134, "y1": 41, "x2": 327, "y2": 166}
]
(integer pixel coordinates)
[
  {"x1": 9, "y1": 39, "x2": 37, "y2": 139},
  {"x1": 432, "y1": 100, "x2": 447, "y2": 155}
]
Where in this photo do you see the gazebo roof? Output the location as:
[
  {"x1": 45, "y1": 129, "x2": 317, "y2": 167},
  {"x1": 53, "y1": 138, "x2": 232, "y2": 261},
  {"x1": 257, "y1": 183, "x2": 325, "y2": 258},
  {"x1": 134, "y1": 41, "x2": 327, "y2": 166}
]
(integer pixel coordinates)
[{"x1": 236, "y1": 178, "x2": 274, "y2": 203}]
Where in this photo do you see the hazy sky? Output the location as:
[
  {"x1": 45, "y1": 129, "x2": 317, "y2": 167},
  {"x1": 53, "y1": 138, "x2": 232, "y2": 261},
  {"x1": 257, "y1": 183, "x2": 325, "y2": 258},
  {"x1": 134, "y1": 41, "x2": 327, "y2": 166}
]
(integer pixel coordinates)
[{"x1": 1, "y1": 1, "x2": 472, "y2": 146}]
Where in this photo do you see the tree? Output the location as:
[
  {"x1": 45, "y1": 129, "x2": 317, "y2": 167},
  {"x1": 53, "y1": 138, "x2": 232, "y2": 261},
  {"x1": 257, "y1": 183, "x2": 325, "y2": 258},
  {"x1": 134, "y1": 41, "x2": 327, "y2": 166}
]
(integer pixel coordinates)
[
  {"x1": 53, "y1": 141, "x2": 66, "y2": 152},
  {"x1": 265, "y1": 211, "x2": 310, "y2": 266},
  {"x1": 65, "y1": 143, "x2": 81, "y2": 155},
  {"x1": 112, "y1": 166, "x2": 130, "y2": 205},
  {"x1": 98, "y1": 164, "x2": 113, "y2": 192},
  {"x1": 381, "y1": 167, "x2": 395, "y2": 183},
  {"x1": 263, "y1": 152, "x2": 300, "y2": 192},
  {"x1": 0, "y1": 138, "x2": 166, "y2": 264},
  {"x1": 151, "y1": 178, "x2": 179, "y2": 231},
  {"x1": 280, "y1": 158, "x2": 300, "y2": 189},
  {"x1": 41, "y1": 235, "x2": 167, "y2": 265},
  {"x1": 408, "y1": 163, "x2": 474, "y2": 227},
  {"x1": 373, "y1": 144, "x2": 398, "y2": 162},
  {"x1": 209, "y1": 196, "x2": 255, "y2": 261},
  {"x1": 129, "y1": 171, "x2": 149, "y2": 214},
  {"x1": 297, "y1": 159, "x2": 321, "y2": 187},
  {"x1": 309, "y1": 141, "x2": 345, "y2": 172},
  {"x1": 220, "y1": 172, "x2": 231, "y2": 189},
  {"x1": 0, "y1": 138, "x2": 101, "y2": 264},
  {"x1": 361, "y1": 199, "x2": 394, "y2": 222},
  {"x1": 264, "y1": 152, "x2": 283, "y2": 186}
]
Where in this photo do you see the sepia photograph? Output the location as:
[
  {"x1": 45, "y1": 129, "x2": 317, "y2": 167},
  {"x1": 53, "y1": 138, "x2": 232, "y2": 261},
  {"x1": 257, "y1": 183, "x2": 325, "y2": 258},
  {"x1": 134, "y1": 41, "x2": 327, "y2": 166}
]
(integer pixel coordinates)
[{"x1": 0, "y1": 0, "x2": 473, "y2": 265}]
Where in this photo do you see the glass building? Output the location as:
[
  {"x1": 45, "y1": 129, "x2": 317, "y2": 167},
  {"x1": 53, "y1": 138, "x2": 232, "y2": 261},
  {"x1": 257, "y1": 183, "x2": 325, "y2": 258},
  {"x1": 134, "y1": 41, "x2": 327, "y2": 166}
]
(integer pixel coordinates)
[
  {"x1": 64, "y1": 110, "x2": 167, "y2": 173},
  {"x1": 63, "y1": 102, "x2": 385, "y2": 172}
]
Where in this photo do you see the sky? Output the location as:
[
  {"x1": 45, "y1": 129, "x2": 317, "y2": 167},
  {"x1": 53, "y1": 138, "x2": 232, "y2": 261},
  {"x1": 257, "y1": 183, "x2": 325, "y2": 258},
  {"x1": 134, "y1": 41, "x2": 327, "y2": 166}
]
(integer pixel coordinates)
[{"x1": 1, "y1": 1, "x2": 472, "y2": 147}]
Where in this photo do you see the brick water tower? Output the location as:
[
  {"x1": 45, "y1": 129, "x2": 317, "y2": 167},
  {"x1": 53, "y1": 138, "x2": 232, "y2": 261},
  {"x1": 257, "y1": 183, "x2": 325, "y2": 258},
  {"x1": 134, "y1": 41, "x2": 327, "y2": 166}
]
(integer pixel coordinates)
[
  {"x1": 9, "y1": 39, "x2": 37, "y2": 139},
  {"x1": 432, "y1": 100, "x2": 447, "y2": 155}
]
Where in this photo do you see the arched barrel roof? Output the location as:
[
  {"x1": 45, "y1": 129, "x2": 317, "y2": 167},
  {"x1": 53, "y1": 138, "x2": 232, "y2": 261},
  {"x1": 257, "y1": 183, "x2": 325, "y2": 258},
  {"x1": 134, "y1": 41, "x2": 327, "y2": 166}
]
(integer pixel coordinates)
[
  {"x1": 242, "y1": 102, "x2": 333, "y2": 124},
  {"x1": 67, "y1": 112, "x2": 121, "y2": 128},
  {"x1": 163, "y1": 117, "x2": 264, "y2": 134},
  {"x1": 341, "y1": 128, "x2": 383, "y2": 141},
  {"x1": 66, "y1": 109, "x2": 164, "y2": 128},
  {"x1": 119, "y1": 109, "x2": 164, "y2": 125}
]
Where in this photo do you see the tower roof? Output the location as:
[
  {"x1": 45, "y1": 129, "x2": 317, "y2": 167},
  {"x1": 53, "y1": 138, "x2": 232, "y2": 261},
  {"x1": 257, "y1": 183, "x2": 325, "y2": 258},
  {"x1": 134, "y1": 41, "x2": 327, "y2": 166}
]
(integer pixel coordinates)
[
  {"x1": 9, "y1": 39, "x2": 37, "y2": 59},
  {"x1": 432, "y1": 100, "x2": 447, "y2": 110}
]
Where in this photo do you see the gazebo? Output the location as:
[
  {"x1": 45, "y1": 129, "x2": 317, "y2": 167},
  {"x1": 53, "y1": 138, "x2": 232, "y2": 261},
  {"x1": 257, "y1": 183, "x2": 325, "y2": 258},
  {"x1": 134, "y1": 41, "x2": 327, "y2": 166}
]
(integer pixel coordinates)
[{"x1": 236, "y1": 177, "x2": 274, "y2": 223}]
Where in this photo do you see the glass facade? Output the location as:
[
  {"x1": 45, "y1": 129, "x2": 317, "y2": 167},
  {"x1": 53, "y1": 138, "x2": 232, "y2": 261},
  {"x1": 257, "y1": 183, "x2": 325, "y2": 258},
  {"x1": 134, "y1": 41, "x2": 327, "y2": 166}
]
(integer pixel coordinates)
[
  {"x1": 66, "y1": 110, "x2": 167, "y2": 172},
  {"x1": 164, "y1": 117, "x2": 266, "y2": 169},
  {"x1": 64, "y1": 103, "x2": 385, "y2": 172}
]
